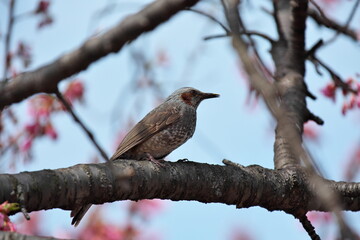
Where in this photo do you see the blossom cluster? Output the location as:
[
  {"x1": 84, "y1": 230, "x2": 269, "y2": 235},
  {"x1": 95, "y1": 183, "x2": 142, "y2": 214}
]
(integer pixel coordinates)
[
  {"x1": 320, "y1": 77, "x2": 360, "y2": 115},
  {"x1": 0, "y1": 201, "x2": 19, "y2": 232},
  {"x1": 20, "y1": 80, "x2": 85, "y2": 154}
]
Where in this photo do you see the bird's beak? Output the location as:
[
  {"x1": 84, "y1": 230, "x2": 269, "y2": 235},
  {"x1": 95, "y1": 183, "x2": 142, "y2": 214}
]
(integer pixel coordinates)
[{"x1": 201, "y1": 92, "x2": 220, "y2": 99}]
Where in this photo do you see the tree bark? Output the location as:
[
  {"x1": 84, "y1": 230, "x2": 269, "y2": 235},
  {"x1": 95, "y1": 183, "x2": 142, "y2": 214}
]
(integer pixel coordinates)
[{"x1": 1, "y1": 160, "x2": 360, "y2": 217}]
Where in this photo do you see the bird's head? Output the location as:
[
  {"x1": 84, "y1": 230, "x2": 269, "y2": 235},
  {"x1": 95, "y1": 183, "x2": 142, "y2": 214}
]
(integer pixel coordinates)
[{"x1": 168, "y1": 87, "x2": 220, "y2": 108}]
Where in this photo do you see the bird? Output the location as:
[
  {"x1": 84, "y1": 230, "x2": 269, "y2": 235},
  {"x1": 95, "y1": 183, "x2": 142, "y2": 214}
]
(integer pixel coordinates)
[{"x1": 71, "y1": 87, "x2": 219, "y2": 226}]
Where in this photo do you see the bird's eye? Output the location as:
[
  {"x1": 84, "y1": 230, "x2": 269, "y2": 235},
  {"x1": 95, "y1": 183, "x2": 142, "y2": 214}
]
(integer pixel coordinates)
[{"x1": 190, "y1": 90, "x2": 196, "y2": 95}]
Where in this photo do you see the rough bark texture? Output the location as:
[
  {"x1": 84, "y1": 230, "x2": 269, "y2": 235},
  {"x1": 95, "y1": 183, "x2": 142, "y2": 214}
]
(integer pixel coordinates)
[
  {"x1": 0, "y1": 232, "x2": 72, "y2": 240},
  {"x1": 271, "y1": 0, "x2": 311, "y2": 170},
  {"x1": 1, "y1": 160, "x2": 360, "y2": 216}
]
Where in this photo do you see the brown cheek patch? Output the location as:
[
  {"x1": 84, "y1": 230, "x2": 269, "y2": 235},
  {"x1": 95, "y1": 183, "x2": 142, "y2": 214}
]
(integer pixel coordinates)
[{"x1": 181, "y1": 92, "x2": 193, "y2": 106}]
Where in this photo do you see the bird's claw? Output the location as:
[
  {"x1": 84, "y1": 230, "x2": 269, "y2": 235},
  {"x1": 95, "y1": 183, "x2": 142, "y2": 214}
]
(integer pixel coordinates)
[{"x1": 146, "y1": 153, "x2": 165, "y2": 167}]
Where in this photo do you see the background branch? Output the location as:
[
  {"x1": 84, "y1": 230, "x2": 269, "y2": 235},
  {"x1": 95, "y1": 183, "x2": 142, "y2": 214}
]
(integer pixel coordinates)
[
  {"x1": 309, "y1": 56, "x2": 358, "y2": 94},
  {"x1": 0, "y1": 0, "x2": 201, "y2": 110},
  {"x1": 308, "y1": 8, "x2": 358, "y2": 42},
  {"x1": 55, "y1": 90, "x2": 109, "y2": 161},
  {"x1": 2, "y1": 0, "x2": 16, "y2": 81},
  {"x1": 322, "y1": 0, "x2": 360, "y2": 45}
]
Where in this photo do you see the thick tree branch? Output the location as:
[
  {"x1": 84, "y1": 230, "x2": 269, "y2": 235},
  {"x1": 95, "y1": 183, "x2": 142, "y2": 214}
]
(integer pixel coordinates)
[
  {"x1": 268, "y1": 0, "x2": 320, "y2": 170},
  {"x1": 286, "y1": 0, "x2": 307, "y2": 75},
  {"x1": 0, "y1": 0, "x2": 200, "y2": 110},
  {"x1": 0, "y1": 232, "x2": 72, "y2": 240},
  {"x1": 1, "y1": 160, "x2": 360, "y2": 218},
  {"x1": 224, "y1": 0, "x2": 318, "y2": 171},
  {"x1": 268, "y1": 1, "x2": 357, "y2": 237}
]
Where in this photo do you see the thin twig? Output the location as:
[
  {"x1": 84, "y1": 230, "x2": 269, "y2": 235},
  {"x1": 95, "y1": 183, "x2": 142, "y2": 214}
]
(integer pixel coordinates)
[
  {"x1": 323, "y1": 0, "x2": 360, "y2": 45},
  {"x1": 309, "y1": 0, "x2": 328, "y2": 21},
  {"x1": 3, "y1": 0, "x2": 16, "y2": 82},
  {"x1": 309, "y1": 56, "x2": 358, "y2": 94},
  {"x1": 297, "y1": 214, "x2": 321, "y2": 240},
  {"x1": 306, "y1": 39, "x2": 323, "y2": 58},
  {"x1": 55, "y1": 89, "x2": 109, "y2": 162},
  {"x1": 242, "y1": 30, "x2": 274, "y2": 43},
  {"x1": 220, "y1": 0, "x2": 274, "y2": 81},
  {"x1": 307, "y1": 3, "x2": 358, "y2": 42},
  {"x1": 203, "y1": 33, "x2": 229, "y2": 41},
  {"x1": 204, "y1": 30, "x2": 274, "y2": 43},
  {"x1": 185, "y1": 8, "x2": 230, "y2": 33}
]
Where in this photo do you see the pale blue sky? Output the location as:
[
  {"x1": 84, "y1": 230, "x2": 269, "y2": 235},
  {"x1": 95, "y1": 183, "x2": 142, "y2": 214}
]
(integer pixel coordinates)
[{"x1": 1, "y1": 0, "x2": 360, "y2": 239}]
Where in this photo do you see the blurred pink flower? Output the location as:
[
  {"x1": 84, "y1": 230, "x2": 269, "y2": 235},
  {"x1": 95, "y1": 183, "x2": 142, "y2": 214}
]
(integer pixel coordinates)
[
  {"x1": 44, "y1": 122, "x2": 58, "y2": 139},
  {"x1": 16, "y1": 212, "x2": 42, "y2": 236},
  {"x1": 303, "y1": 122, "x2": 320, "y2": 142},
  {"x1": 344, "y1": 147, "x2": 360, "y2": 181},
  {"x1": 0, "y1": 213, "x2": 16, "y2": 232},
  {"x1": 307, "y1": 211, "x2": 332, "y2": 224},
  {"x1": 129, "y1": 199, "x2": 165, "y2": 220},
  {"x1": 0, "y1": 202, "x2": 19, "y2": 232},
  {"x1": 156, "y1": 49, "x2": 170, "y2": 67},
  {"x1": 230, "y1": 226, "x2": 255, "y2": 240},
  {"x1": 63, "y1": 80, "x2": 85, "y2": 104},
  {"x1": 20, "y1": 137, "x2": 33, "y2": 152},
  {"x1": 320, "y1": 82, "x2": 336, "y2": 102},
  {"x1": 38, "y1": 15, "x2": 53, "y2": 29},
  {"x1": 78, "y1": 210, "x2": 126, "y2": 240},
  {"x1": 28, "y1": 94, "x2": 56, "y2": 119},
  {"x1": 35, "y1": 0, "x2": 50, "y2": 14},
  {"x1": 25, "y1": 122, "x2": 42, "y2": 136}
]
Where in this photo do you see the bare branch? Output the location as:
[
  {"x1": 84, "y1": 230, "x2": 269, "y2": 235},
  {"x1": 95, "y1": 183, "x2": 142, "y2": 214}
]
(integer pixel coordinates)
[
  {"x1": 0, "y1": 0, "x2": 201, "y2": 110},
  {"x1": 203, "y1": 30, "x2": 274, "y2": 43},
  {"x1": 185, "y1": 8, "x2": 230, "y2": 33},
  {"x1": 224, "y1": 0, "x2": 311, "y2": 169},
  {"x1": 308, "y1": 8, "x2": 358, "y2": 42},
  {"x1": 203, "y1": 33, "x2": 229, "y2": 41},
  {"x1": 55, "y1": 90, "x2": 109, "y2": 162},
  {"x1": 2, "y1": 0, "x2": 16, "y2": 81},
  {"x1": 296, "y1": 214, "x2": 321, "y2": 240},
  {"x1": 323, "y1": 0, "x2": 360, "y2": 45},
  {"x1": 0, "y1": 232, "x2": 73, "y2": 240},
  {"x1": 1, "y1": 160, "x2": 360, "y2": 217},
  {"x1": 306, "y1": 39, "x2": 323, "y2": 58},
  {"x1": 309, "y1": 56, "x2": 358, "y2": 94}
]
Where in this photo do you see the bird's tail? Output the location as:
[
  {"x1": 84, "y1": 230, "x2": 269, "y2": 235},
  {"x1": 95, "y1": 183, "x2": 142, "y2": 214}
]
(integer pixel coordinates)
[{"x1": 71, "y1": 204, "x2": 92, "y2": 227}]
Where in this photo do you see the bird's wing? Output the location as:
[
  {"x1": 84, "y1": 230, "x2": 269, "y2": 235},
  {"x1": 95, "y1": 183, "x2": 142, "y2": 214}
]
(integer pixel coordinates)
[{"x1": 110, "y1": 105, "x2": 181, "y2": 160}]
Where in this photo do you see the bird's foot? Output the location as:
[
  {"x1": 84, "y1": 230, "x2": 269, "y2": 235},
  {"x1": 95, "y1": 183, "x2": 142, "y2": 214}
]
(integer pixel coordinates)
[
  {"x1": 177, "y1": 158, "x2": 189, "y2": 162},
  {"x1": 146, "y1": 153, "x2": 165, "y2": 167}
]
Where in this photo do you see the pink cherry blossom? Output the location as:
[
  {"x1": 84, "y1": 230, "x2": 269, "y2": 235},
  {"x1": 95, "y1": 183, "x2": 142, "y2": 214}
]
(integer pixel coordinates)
[
  {"x1": 63, "y1": 80, "x2": 85, "y2": 104},
  {"x1": 35, "y1": 1, "x2": 50, "y2": 14},
  {"x1": 320, "y1": 83, "x2": 336, "y2": 101}
]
